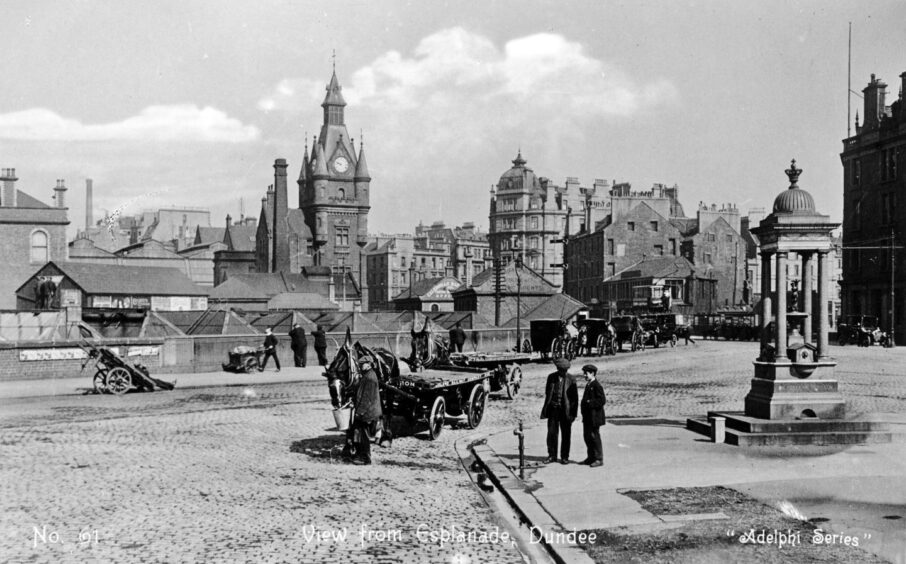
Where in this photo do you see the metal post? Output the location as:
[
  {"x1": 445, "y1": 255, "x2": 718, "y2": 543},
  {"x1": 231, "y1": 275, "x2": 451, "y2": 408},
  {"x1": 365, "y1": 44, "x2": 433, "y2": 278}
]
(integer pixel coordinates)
[
  {"x1": 513, "y1": 420, "x2": 525, "y2": 479},
  {"x1": 890, "y1": 228, "x2": 896, "y2": 347}
]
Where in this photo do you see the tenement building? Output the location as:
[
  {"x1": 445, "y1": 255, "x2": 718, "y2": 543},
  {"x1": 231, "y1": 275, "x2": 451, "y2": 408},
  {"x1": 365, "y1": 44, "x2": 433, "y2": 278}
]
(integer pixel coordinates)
[
  {"x1": 564, "y1": 177, "x2": 746, "y2": 316},
  {"x1": 840, "y1": 71, "x2": 905, "y2": 344},
  {"x1": 488, "y1": 152, "x2": 610, "y2": 289}
]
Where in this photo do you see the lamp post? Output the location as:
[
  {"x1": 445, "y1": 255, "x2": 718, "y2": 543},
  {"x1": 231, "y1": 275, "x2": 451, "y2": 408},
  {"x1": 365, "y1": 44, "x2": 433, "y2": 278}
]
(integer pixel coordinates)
[{"x1": 515, "y1": 253, "x2": 523, "y2": 352}]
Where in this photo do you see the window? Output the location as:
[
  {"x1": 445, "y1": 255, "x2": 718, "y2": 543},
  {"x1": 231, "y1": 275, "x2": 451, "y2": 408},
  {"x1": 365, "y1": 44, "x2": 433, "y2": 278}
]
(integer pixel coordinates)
[
  {"x1": 607, "y1": 239, "x2": 614, "y2": 254},
  {"x1": 669, "y1": 238, "x2": 677, "y2": 255},
  {"x1": 530, "y1": 216, "x2": 538, "y2": 229},
  {"x1": 530, "y1": 236, "x2": 539, "y2": 249},
  {"x1": 882, "y1": 193, "x2": 895, "y2": 225},
  {"x1": 30, "y1": 230, "x2": 49, "y2": 263},
  {"x1": 608, "y1": 262, "x2": 616, "y2": 277},
  {"x1": 627, "y1": 221, "x2": 635, "y2": 231},
  {"x1": 654, "y1": 245, "x2": 664, "y2": 255},
  {"x1": 705, "y1": 252, "x2": 713, "y2": 264},
  {"x1": 706, "y1": 233, "x2": 716, "y2": 242},
  {"x1": 852, "y1": 200, "x2": 861, "y2": 231},
  {"x1": 338, "y1": 188, "x2": 345, "y2": 199},
  {"x1": 852, "y1": 159, "x2": 862, "y2": 187},
  {"x1": 726, "y1": 234, "x2": 733, "y2": 243},
  {"x1": 650, "y1": 221, "x2": 659, "y2": 231},
  {"x1": 882, "y1": 148, "x2": 899, "y2": 181}
]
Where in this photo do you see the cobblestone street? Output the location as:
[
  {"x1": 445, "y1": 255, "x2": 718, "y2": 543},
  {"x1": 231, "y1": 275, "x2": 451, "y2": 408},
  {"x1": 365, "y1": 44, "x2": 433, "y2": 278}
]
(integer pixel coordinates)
[{"x1": 2, "y1": 341, "x2": 904, "y2": 563}]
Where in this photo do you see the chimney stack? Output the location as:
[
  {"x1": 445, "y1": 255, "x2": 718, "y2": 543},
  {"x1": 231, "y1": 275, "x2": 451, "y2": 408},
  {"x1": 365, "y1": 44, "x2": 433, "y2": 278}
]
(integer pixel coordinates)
[
  {"x1": 85, "y1": 178, "x2": 93, "y2": 230},
  {"x1": 53, "y1": 179, "x2": 68, "y2": 209},
  {"x1": 272, "y1": 158, "x2": 290, "y2": 273},
  {"x1": 1, "y1": 168, "x2": 18, "y2": 207},
  {"x1": 862, "y1": 73, "x2": 888, "y2": 131}
]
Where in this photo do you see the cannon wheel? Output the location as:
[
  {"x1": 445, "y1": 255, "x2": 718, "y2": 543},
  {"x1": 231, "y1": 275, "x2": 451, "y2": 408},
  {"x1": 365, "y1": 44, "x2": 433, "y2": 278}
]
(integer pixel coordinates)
[
  {"x1": 106, "y1": 367, "x2": 132, "y2": 395},
  {"x1": 428, "y1": 396, "x2": 446, "y2": 440},
  {"x1": 243, "y1": 356, "x2": 259, "y2": 373},
  {"x1": 505, "y1": 365, "x2": 522, "y2": 399},
  {"x1": 466, "y1": 383, "x2": 486, "y2": 429},
  {"x1": 521, "y1": 339, "x2": 532, "y2": 353},
  {"x1": 93, "y1": 370, "x2": 108, "y2": 394}
]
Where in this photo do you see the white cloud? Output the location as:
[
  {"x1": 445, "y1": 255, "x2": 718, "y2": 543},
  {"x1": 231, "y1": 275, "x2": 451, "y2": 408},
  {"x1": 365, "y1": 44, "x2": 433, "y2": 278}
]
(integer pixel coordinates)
[
  {"x1": 258, "y1": 27, "x2": 678, "y2": 118},
  {"x1": 0, "y1": 105, "x2": 260, "y2": 143}
]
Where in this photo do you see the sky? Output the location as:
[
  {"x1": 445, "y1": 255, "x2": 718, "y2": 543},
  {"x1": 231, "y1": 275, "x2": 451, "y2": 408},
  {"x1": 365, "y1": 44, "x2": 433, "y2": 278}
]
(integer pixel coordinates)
[{"x1": 1, "y1": 0, "x2": 904, "y2": 240}]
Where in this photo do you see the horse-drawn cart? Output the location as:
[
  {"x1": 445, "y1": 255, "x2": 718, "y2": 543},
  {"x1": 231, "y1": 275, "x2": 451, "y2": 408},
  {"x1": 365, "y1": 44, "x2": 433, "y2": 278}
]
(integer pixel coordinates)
[
  {"x1": 81, "y1": 343, "x2": 175, "y2": 395},
  {"x1": 386, "y1": 368, "x2": 491, "y2": 440},
  {"x1": 445, "y1": 351, "x2": 530, "y2": 399}
]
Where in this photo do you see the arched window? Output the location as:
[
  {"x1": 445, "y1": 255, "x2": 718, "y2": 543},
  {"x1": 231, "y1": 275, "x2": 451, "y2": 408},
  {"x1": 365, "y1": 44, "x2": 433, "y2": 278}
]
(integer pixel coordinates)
[
  {"x1": 30, "y1": 230, "x2": 49, "y2": 263},
  {"x1": 431, "y1": 304, "x2": 439, "y2": 312},
  {"x1": 338, "y1": 188, "x2": 345, "y2": 199}
]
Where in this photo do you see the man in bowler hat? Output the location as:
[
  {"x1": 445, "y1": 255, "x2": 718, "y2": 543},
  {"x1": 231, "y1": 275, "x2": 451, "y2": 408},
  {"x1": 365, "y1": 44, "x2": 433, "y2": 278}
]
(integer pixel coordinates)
[
  {"x1": 579, "y1": 364, "x2": 606, "y2": 467},
  {"x1": 540, "y1": 357, "x2": 578, "y2": 464}
]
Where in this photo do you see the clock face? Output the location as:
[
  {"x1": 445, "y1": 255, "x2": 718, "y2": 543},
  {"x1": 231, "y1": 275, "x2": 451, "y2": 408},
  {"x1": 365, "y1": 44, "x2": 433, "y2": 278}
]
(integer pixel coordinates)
[{"x1": 334, "y1": 156, "x2": 349, "y2": 173}]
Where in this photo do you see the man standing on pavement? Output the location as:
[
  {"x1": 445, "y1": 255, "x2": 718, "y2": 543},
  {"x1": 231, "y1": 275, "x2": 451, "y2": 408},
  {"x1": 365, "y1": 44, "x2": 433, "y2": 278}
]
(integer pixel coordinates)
[
  {"x1": 449, "y1": 322, "x2": 466, "y2": 353},
  {"x1": 579, "y1": 364, "x2": 606, "y2": 468},
  {"x1": 259, "y1": 327, "x2": 281, "y2": 372},
  {"x1": 289, "y1": 323, "x2": 307, "y2": 367},
  {"x1": 311, "y1": 325, "x2": 329, "y2": 366},
  {"x1": 540, "y1": 358, "x2": 578, "y2": 464},
  {"x1": 351, "y1": 360, "x2": 382, "y2": 465}
]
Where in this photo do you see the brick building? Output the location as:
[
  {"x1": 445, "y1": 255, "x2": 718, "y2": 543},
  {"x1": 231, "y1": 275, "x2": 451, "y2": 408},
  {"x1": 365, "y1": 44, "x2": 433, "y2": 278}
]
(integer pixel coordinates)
[
  {"x1": 0, "y1": 169, "x2": 70, "y2": 309},
  {"x1": 840, "y1": 71, "x2": 906, "y2": 343},
  {"x1": 391, "y1": 276, "x2": 462, "y2": 312}
]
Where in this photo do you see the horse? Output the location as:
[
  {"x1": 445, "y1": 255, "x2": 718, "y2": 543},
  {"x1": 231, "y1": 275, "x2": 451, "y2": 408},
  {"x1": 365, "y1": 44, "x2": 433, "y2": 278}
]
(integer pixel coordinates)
[
  {"x1": 408, "y1": 317, "x2": 449, "y2": 370},
  {"x1": 324, "y1": 334, "x2": 400, "y2": 456}
]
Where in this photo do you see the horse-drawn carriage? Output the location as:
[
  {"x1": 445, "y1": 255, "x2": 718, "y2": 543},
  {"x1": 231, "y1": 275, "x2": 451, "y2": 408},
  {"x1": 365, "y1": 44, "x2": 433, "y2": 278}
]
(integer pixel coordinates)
[
  {"x1": 81, "y1": 342, "x2": 175, "y2": 395},
  {"x1": 610, "y1": 315, "x2": 646, "y2": 352},
  {"x1": 326, "y1": 337, "x2": 493, "y2": 442},
  {"x1": 528, "y1": 318, "x2": 577, "y2": 361},
  {"x1": 576, "y1": 318, "x2": 616, "y2": 356},
  {"x1": 445, "y1": 351, "x2": 530, "y2": 399},
  {"x1": 638, "y1": 313, "x2": 682, "y2": 348}
]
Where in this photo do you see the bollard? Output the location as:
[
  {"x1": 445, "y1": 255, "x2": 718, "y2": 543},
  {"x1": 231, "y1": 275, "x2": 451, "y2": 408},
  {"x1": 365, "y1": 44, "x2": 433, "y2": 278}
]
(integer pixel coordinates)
[
  {"x1": 709, "y1": 416, "x2": 726, "y2": 443},
  {"x1": 513, "y1": 420, "x2": 525, "y2": 479}
]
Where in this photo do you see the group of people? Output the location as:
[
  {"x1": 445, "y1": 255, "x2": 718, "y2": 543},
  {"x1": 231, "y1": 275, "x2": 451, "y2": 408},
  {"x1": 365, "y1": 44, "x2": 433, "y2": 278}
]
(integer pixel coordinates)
[
  {"x1": 256, "y1": 324, "x2": 330, "y2": 371},
  {"x1": 541, "y1": 358, "x2": 606, "y2": 468}
]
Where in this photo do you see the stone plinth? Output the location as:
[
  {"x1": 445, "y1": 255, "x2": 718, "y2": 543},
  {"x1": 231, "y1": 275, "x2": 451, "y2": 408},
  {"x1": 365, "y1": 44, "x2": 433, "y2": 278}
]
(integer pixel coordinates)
[{"x1": 744, "y1": 360, "x2": 845, "y2": 420}]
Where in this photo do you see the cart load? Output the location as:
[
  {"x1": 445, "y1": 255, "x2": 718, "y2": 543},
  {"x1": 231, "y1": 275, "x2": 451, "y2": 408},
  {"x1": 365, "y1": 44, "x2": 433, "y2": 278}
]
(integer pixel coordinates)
[
  {"x1": 445, "y1": 351, "x2": 529, "y2": 399},
  {"x1": 223, "y1": 345, "x2": 264, "y2": 373}
]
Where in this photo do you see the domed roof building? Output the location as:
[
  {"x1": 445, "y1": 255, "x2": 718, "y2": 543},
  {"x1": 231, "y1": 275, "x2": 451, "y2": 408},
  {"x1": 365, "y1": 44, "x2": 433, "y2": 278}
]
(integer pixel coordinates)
[{"x1": 771, "y1": 160, "x2": 818, "y2": 216}]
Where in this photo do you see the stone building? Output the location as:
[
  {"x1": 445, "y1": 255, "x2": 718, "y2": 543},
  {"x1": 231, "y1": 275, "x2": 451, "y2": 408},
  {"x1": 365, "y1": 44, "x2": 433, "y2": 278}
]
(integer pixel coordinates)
[
  {"x1": 0, "y1": 169, "x2": 70, "y2": 309},
  {"x1": 487, "y1": 152, "x2": 611, "y2": 289},
  {"x1": 414, "y1": 221, "x2": 493, "y2": 287},
  {"x1": 365, "y1": 236, "x2": 452, "y2": 311},
  {"x1": 840, "y1": 71, "x2": 906, "y2": 343},
  {"x1": 297, "y1": 69, "x2": 371, "y2": 281}
]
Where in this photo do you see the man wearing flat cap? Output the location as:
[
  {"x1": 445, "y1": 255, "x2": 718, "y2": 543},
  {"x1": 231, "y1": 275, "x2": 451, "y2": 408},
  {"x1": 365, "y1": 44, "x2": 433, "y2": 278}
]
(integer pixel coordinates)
[
  {"x1": 540, "y1": 357, "x2": 578, "y2": 464},
  {"x1": 580, "y1": 364, "x2": 606, "y2": 467}
]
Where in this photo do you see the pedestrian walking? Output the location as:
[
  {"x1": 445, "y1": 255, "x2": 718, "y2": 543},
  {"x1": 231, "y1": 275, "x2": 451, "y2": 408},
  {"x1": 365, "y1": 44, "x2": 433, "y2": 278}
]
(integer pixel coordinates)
[
  {"x1": 351, "y1": 360, "x2": 382, "y2": 465},
  {"x1": 289, "y1": 323, "x2": 307, "y2": 367},
  {"x1": 579, "y1": 364, "x2": 606, "y2": 468},
  {"x1": 449, "y1": 322, "x2": 466, "y2": 353},
  {"x1": 312, "y1": 325, "x2": 329, "y2": 366},
  {"x1": 259, "y1": 327, "x2": 281, "y2": 372},
  {"x1": 540, "y1": 358, "x2": 578, "y2": 465},
  {"x1": 683, "y1": 323, "x2": 697, "y2": 346}
]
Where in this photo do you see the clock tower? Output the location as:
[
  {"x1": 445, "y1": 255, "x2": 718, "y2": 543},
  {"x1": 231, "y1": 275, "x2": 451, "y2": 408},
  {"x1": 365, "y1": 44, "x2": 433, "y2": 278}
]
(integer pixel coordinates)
[{"x1": 299, "y1": 69, "x2": 371, "y2": 283}]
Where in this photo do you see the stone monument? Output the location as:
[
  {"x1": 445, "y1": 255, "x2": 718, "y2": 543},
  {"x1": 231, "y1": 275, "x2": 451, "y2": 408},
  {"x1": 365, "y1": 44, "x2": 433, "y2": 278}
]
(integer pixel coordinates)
[{"x1": 687, "y1": 161, "x2": 891, "y2": 445}]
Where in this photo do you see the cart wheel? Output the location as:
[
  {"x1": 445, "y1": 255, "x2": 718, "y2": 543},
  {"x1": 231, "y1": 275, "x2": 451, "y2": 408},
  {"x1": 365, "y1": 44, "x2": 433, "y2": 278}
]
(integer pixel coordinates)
[
  {"x1": 92, "y1": 370, "x2": 108, "y2": 394},
  {"x1": 595, "y1": 335, "x2": 605, "y2": 356},
  {"x1": 550, "y1": 338, "x2": 561, "y2": 360},
  {"x1": 106, "y1": 367, "x2": 132, "y2": 395},
  {"x1": 521, "y1": 339, "x2": 532, "y2": 353},
  {"x1": 670, "y1": 335, "x2": 677, "y2": 348},
  {"x1": 506, "y1": 365, "x2": 522, "y2": 399},
  {"x1": 428, "y1": 396, "x2": 446, "y2": 440},
  {"x1": 466, "y1": 384, "x2": 486, "y2": 429},
  {"x1": 631, "y1": 332, "x2": 639, "y2": 352},
  {"x1": 565, "y1": 340, "x2": 576, "y2": 361},
  {"x1": 838, "y1": 334, "x2": 847, "y2": 346},
  {"x1": 243, "y1": 356, "x2": 258, "y2": 373}
]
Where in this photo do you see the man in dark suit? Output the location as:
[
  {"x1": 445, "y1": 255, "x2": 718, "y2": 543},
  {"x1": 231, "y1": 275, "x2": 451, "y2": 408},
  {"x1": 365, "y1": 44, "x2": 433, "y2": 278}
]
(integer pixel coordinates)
[
  {"x1": 259, "y1": 327, "x2": 281, "y2": 372},
  {"x1": 449, "y1": 323, "x2": 466, "y2": 353},
  {"x1": 540, "y1": 358, "x2": 578, "y2": 464},
  {"x1": 579, "y1": 364, "x2": 606, "y2": 468},
  {"x1": 311, "y1": 325, "x2": 328, "y2": 366},
  {"x1": 289, "y1": 323, "x2": 307, "y2": 367}
]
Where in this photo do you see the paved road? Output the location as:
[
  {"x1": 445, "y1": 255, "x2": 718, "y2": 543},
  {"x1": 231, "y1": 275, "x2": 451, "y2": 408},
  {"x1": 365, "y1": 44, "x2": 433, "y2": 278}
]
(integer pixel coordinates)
[{"x1": 1, "y1": 341, "x2": 903, "y2": 563}]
